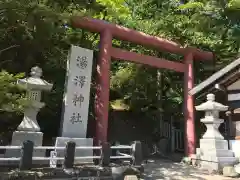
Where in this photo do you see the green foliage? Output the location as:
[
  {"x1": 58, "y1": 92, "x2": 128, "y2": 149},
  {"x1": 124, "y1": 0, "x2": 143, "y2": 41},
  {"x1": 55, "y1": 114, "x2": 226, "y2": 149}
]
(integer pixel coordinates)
[
  {"x1": 0, "y1": 71, "x2": 28, "y2": 113},
  {"x1": 96, "y1": 0, "x2": 130, "y2": 21},
  {"x1": 227, "y1": 0, "x2": 240, "y2": 10},
  {"x1": 111, "y1": 64, "x2": 158, "y2": 111},
  {"x1": 109, "y1": 0, "x2": 240, "y2": 117},
  {"x1": 0, "y1": 0, "x2": 106, "y2": 136},
  {"x1": 178, "y1": 2, "x2": 204, "y2": 9},
  {"x1": 1, "y1": 0, "x2": 240, "y2": 136}
]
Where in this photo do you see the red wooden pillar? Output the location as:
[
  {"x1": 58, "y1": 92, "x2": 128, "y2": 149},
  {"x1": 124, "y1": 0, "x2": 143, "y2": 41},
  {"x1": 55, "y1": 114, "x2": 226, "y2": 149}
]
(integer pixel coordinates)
[
  {"x1": 184, "y1": 52, "x2": 196, "y2": 156},
  {"x1": 95, "y1": 29, "x2": 112, "y2": 145}
]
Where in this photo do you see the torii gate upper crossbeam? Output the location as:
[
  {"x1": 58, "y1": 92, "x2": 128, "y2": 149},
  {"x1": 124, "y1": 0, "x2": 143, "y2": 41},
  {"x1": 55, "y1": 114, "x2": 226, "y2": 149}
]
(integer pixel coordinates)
[{"x1": 71, "y1": 16, "x2": 212, "y2": 60}]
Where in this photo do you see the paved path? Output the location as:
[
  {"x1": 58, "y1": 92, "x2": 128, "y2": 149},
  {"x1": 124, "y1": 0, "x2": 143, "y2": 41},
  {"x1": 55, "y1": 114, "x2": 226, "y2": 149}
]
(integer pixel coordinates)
[{"x1": 141, "y1": 160, "x2": 236, "y2": 180}]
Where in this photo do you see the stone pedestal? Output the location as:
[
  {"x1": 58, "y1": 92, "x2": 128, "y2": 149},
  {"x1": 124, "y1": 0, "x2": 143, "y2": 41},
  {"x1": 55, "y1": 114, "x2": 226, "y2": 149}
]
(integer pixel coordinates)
[
  {"x1": 195, "y1": 94, "x2": 238, "y2": 171},
  {"x1": 5, "y1": 131, "x2": 45, "y2": 157},
  {"x1": 197, "y1": 139, "x2": 237, "y2": 170},
  {"x1": 5, "y1": 131, "x2": 45, "y2": 164},
  {"x1": 54, "y1": 137, "x2": 93, "y2": 164}
]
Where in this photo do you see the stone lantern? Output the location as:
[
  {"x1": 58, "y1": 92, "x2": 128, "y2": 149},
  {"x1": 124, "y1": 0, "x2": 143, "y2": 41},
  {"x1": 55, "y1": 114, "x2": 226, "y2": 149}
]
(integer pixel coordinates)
[
  {"x1": 17, "y1": 66, "x2": 53, "y2": 132},
  {"x1": 5, "y1": 66, "x2": 53, "y2": 159},
  {"x1": 195, "y1": 94, "x2": 238, "y2": 171},
  {"x1": 196, "y1": 93, "x2": 228, "y2": 140}
]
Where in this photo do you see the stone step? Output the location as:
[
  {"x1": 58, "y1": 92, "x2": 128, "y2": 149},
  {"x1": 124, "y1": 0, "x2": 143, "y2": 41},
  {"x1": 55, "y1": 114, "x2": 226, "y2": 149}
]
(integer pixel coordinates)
[
  {"x1": 217, "y1": 157, "x2": 238, "y2": 166},
  {"x1": 200, "y1": 156, "x2": 238, "y2": 171},
  {"x1": 200, "y1": 139, "x2": 228, "y2": 150},
  {"x1": 204, "y1": 149, "x2": 234, "y2": 157},
  {"x1": 201, "y1": 156, "x2": 238, "y2": 164}
]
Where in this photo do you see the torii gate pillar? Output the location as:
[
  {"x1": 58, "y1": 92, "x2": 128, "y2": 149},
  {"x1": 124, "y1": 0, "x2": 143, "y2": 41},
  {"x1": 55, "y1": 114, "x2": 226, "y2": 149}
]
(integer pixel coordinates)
[
  {"x1": 95, "y1": 29, "x2": 112, "y2": 144},
  {"x1": 184, "y1": 53, "x2": 195, "y2": 155}
]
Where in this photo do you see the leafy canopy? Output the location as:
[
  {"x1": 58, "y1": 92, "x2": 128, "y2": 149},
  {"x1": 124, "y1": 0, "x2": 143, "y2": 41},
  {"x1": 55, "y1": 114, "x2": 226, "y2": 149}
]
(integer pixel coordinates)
[
  {"x1": 0, "y1": 71, "x2": 28, "y2": 113},
  {"x1": 1, "y1": 0, "x2": 240, "y2": 135}
]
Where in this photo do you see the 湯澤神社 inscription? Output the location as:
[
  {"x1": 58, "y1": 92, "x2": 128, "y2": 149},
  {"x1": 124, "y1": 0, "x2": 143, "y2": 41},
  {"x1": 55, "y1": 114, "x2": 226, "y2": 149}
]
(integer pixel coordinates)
[{"x1": 61, "y1": 45, "x2": 93, "y2": 138}]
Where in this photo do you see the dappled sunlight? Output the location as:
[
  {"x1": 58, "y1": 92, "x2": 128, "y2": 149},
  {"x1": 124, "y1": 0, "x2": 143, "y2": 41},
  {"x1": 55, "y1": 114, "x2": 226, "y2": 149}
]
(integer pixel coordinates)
[
  {"x1": 142, "y1": 160, "x2": 234, "y2": 180},
  {"x1": 110, "y1": 99, "x2": 130, "y2": 110}
]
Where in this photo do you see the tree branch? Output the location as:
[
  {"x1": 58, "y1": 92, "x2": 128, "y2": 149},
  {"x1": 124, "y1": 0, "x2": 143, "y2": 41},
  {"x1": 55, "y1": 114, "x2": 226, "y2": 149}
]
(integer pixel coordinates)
[{"x1": 0, "y1": 45, "x2": 20, "y2": 54}]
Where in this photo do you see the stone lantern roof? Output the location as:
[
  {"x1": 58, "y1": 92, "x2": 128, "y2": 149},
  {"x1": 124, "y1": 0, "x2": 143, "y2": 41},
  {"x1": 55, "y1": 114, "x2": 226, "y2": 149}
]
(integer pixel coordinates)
[
  {"x1": 195, "y1": 94, "x2": 228, "y2": 111},
  {"x1": 17, "y1": 66, "x2": 53, "y2": 91}
]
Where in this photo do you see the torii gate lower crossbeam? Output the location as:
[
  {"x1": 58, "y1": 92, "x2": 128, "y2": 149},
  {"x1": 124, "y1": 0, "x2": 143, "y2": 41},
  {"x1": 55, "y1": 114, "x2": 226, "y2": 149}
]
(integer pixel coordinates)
[{"x1": 71, "y1": 16, "x2": 213, "y2": 156}]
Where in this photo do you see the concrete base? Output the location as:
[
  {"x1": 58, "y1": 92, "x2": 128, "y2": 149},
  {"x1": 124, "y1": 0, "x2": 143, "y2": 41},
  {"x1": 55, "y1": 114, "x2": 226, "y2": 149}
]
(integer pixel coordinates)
[
  {"x1": 200, "y1": 156, "x2": 237, "y2": 171},
  {"x1": 234, "y1": 163, "x2": 240, "y2": 174},
  {"x1": 197, "y1": 148, "x2": 234, "y2": 157},
  {"x1": 200, "y1": 139, "x2": 228, "y2": 150},
  {"x1": 223, "y1": 166, "x2": 239, "y2": 177},
  {"x1": 4, "y1": 131, "x2": 45, "y2": 165},
  {"x1": 197, "y1": 139, "x2": 238, "y2": 171},
  {"x1": 55, "y1": 137, "x2": 93, "y2": 164},
  {"x1": 229, "y1": 140, "x2": 240, "y2": 158}
]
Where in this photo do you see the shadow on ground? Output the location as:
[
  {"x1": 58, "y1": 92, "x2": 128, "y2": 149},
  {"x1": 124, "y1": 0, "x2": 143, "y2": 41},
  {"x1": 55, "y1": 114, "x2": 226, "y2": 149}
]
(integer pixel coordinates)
[{"x1": 142, "y1": 160, "x2": 234, "y2": 180}]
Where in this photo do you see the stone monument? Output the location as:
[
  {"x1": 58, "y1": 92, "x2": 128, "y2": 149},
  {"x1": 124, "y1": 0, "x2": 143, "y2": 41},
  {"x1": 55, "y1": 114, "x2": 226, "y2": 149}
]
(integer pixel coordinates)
[
  {"x1": 55, "y1": 45, "x2": 94, "y2": 164},
  {"x1": 195, "y1": 94, "x2": 238, "y2": 171},
  {"x1": 5, "y1": 66, "x2": 53, "y2": 159}
]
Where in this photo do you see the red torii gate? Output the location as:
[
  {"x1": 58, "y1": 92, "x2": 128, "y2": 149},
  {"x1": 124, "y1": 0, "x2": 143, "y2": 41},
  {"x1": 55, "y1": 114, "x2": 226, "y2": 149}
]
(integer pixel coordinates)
[{"x1": 71, "y1": 16, "x2": 213, "y2": 156}]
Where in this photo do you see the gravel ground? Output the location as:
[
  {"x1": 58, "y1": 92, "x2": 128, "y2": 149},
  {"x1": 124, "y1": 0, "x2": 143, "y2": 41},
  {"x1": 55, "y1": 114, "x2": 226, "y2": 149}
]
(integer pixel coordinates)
[{"x1": 141, "y1": 160, "x2": 237, "y2": 180}]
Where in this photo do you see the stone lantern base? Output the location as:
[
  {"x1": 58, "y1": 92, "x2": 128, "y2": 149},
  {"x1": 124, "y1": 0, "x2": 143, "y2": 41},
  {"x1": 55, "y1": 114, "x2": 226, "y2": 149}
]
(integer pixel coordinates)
[
  {"x1": 197, "y1": 138, "x2": 238, "y2": 171},
  {"x1": 4, "y1": 131, "x2": 45, "y2": 164}
]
